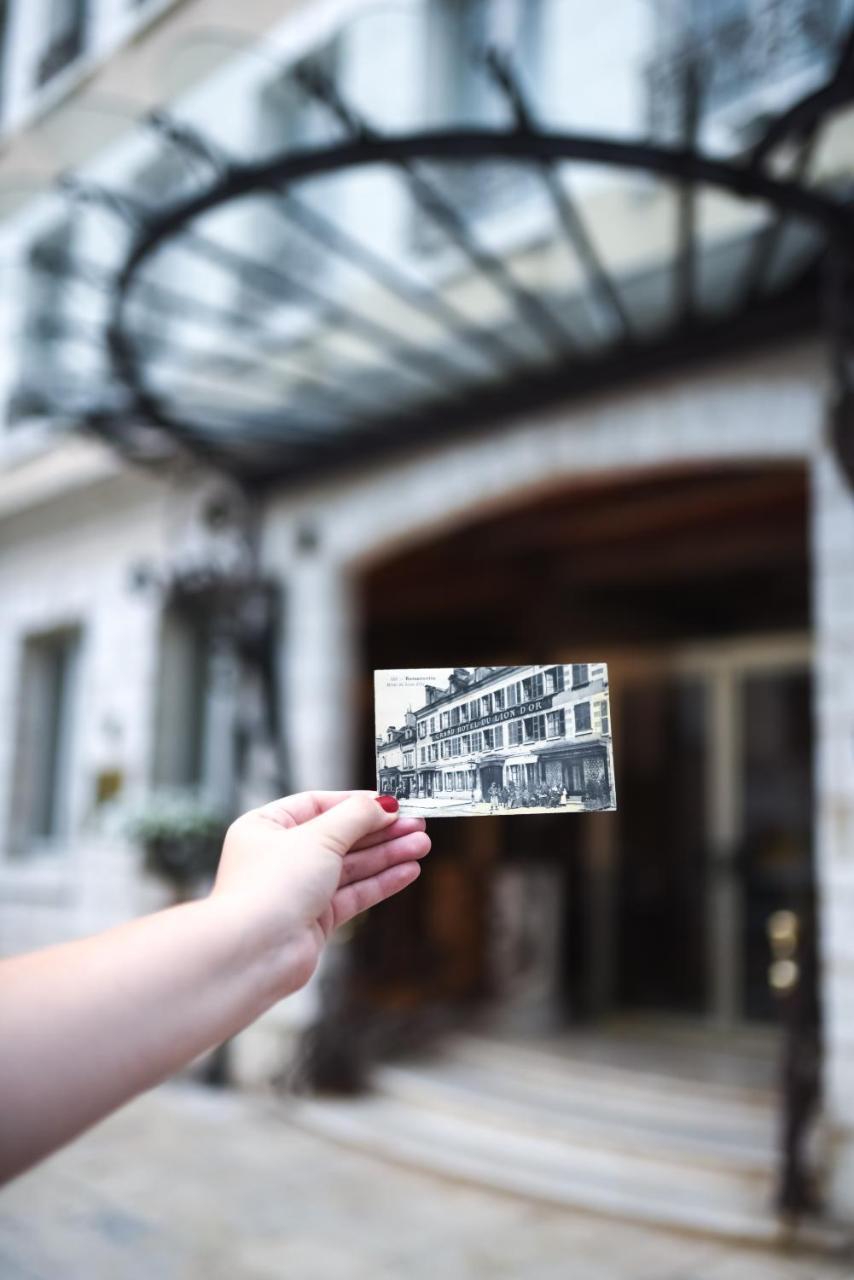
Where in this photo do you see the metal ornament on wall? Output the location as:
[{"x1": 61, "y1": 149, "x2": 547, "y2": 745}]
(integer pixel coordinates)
[{"x1": 22, "y1": 3, "x2": 854, "y2": 489}]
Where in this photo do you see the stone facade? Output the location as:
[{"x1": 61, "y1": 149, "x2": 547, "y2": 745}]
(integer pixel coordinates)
[
  {"x1": 407, "y1": 664, "x2": 612, "y2": 806},
  {"x1": 3, "y1": 336, "x2": 854, "y2": 1215},
  {"x1": 1, "y1": 0, "x2": 854, "y2": 1232}
]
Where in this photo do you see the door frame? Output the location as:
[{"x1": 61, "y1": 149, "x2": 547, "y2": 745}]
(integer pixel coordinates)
[{"x1": 607, "y1": 631, "x2": 812, "y2": 1026}]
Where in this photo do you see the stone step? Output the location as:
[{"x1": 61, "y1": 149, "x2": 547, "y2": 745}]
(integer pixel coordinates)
[
  {"x1": 286, "y1": 1092, "x2": 788, "y2": 1242},
  {"x1": 373, "y1": 1057, "x2": 776, "y2": 1175},
  {"x1": 447, "y1": 1031, "x2": 778, "y2": 1111},
  {"x1": 285, "y1": 1026, "x2": 849, "y2": 1246}
]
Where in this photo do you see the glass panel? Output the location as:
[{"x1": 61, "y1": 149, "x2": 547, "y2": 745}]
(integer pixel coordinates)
[
  {"x1": 38, "y1": 0, "x2": 88, "y2": 88},
  {"x1": 9, "y1": 628, "x2": 81, "y2": 853},
  {"x1": 741, "y1": 668, "x2": 813, "y2": 1021},
  {"x1": 20, "y1": 0, "x2": 847, "y2": 473},
  {"x1": 617, "y1": 678, "x2": 707, "y2": 1012}
]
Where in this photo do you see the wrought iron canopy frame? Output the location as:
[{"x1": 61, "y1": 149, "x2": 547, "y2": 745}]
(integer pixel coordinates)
[{"x1": 51, "y1": 25, "x2": 854, "y2": 487}]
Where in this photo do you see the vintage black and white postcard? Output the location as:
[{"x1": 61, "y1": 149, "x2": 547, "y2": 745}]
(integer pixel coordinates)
[{"x1": 374, "y1": 665, "x2": 616, "y2": 817}]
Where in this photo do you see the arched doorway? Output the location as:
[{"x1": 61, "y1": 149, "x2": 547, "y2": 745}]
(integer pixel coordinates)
[{"x1": 355, "y1": 461, "x2": 812, "y2": 1038}]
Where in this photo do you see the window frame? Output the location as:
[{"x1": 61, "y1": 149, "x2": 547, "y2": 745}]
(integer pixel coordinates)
[
  {"x1": 36, "y1": 0, "x2": 90, "y2": 91},
  {"x1": 546, "y1": 708, "x2": 565, "y2": 738},
  {"x1": 9, "y1": 624, "x2": 82, "y2": 856},
  {"x1": 545, "y1": 666, "x2": 565, "y2": 695}
]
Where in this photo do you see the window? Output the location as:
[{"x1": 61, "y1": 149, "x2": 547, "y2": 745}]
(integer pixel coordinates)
[
  {"x1": 522, "y1": 673, "x2": 544, "y2": 700},
  {"x1": 647, "y1": 0, "x2": 838, "y2": 139},
  {"x1": 247, "y1": 43, "x2": 340, "y2": 297},
  {"x1": 451, "y1": 737, "x2": 461, "y2": 757},
  {"x1": 507, "y1": 682, "x2": 520, "y2": 707},
  {"x1": 494, "y1": 688, "x2": 505, "y2": 710},
  {"x1": 574, "y1": 702, "x2": 592, "y2": 733},
  {"x1": 459, "y1": 702, "x2": 468, "y2": 722},
  {"x1": 545, "y1": 666, "x2": 565, "y2": 695},
  {"x1": 8, "y1": 218, "x2": 79, "y2": 427},
  {"x1": 523, "y1": 714, "x2": 545, "y2": 742},
  {"x1": 461, "y1": 734, "x2": 471, "y2": 754},
  {"x1": 546, "y1": 710, "x2": 565, "y2": 738},
  {"x1": 441, "y1": 739, "x2": 451, "y2": 759},
  {"x1": 9, "y1": 627, "x2": 81, "y2": 853},
  {"x1": 601, "y1": 702, "x2": 610, "y2": 735},
  {"x1": 455, "y1": 771, "x2": 466, "y2": 789},
  {"x1": 420, "y1": 747, "x2": 426, "y2": 764},
  {"x1": 430, "y1": 744, "x2": 439, "y2": 762},
  {"x1": 417, "y1": 720, "x2": 426, "y2": 738},
  {"x1": 571, "y1": 664, "x2": 590, "y2": 689},
  {"x1": 0, "y1": 2, "x2": 9, "y2": 125},
  {"x1": 493, "y1": 724, "x2": 504, "y2": 748},
  {"x1": 404, "y1": 751, "x2": 414, "y2": 769},
  {"x1": 508, "y1": 720, "x2": 523, "y2": 746},
  {"x1": 482, "y1": 693, "x2": 493, "y2": 715},
  {"x1": 416, "y1": 0, "x2": 544, "y2": 249},
  {"x1": 430, "y1": 716, "x2": 436, "y2": 734},
  {"x1": 151, "y1": 607, "x2": 211, "y2": 789},
  {"x1": 445, "y1": 772, "x2": 453, "y2": 790},
  {"x1": 37, "y1": 0, "x2": 89, "y2": 88},
  {"x1": 451, "y1": 706, "x2": 461, "y2": 727},
  {"x1": 471, "y1": 731, "x2": 483, "y2": 752},
  {"x1": 440, "y1": 711, "x2": 450, "y2": 730}
]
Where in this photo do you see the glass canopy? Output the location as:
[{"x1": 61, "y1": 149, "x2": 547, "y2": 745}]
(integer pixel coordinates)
[{"x1": 13, "y1": 0, "x2": 854, "y2": 483}]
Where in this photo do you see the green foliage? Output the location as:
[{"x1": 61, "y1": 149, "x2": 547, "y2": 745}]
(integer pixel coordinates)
[
  {"x1": 123, "y1": 789, "x2": 227, "y2": 844},
  {"x1": 122, "y1": 790, "x2": 228, "y2": 892}
]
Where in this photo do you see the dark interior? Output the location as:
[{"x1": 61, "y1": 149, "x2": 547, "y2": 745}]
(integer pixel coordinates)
[{"x1": 355, "y1": 461, "x2": 811, "y2": 1027}]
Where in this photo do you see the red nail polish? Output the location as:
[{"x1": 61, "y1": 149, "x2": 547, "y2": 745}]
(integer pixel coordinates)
[{"x1": 376, "y1": 794, "x2": 399, "y2": 813}]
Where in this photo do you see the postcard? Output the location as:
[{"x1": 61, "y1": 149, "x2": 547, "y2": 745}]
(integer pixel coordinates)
[{"x1": 374, "y1": 665, "x2": 616, "y2": 817}]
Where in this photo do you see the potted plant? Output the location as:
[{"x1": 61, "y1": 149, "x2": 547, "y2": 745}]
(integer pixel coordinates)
[{"x1": 125, "y1": 789, "x2": 229, "y2": 900}]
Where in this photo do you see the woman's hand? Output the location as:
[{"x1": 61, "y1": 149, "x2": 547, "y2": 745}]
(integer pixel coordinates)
[
  {"x1": 213, "y1": 791, "x2": 430, "y2": 997},
  {"x1": 0, "y1": 791, "x2": 429, "y2": 1183}
]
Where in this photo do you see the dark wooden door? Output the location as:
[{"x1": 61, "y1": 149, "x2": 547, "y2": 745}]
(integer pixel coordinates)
[{"x1": 616, "y1": 678, "x2": 708, "y2": 1013}]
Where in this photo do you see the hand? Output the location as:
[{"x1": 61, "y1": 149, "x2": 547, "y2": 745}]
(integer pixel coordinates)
[
  {"x1": 213, "y1": 791, "x2": 430, "y2": 999},
  {"x1": 0, "y1": 791, "x2": 429, "y2": 1183}
]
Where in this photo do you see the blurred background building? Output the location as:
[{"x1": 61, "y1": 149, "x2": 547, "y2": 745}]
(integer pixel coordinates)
[{"x1": 1, "y1": 0, "x2": 854, "y2": 1254}]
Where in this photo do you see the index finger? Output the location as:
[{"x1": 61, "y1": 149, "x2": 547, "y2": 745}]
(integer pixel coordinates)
[{"x1": 254, "y1": 790, "x2": 376, "y2": 830}]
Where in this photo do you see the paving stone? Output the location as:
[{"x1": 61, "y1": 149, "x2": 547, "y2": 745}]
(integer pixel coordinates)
[{"x1": 1, "y1": 1083, "x2": 852, "y2": 1280}]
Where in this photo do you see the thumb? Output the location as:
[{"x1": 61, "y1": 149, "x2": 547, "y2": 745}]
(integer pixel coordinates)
[{"x1": 298, "y1": 792, "x2": 398, "y2": 859}]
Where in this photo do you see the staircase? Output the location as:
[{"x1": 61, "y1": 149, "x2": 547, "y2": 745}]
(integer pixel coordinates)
[{"x1": 285, "y1": 1023, "x2": 835, "y2": 1245}]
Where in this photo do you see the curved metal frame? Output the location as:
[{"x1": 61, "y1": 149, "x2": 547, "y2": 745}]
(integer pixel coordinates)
[{"x1": 107, "y1": 125, "x2": 854, "y2": 474}]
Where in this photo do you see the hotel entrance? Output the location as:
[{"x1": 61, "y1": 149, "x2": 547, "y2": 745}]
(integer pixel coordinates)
[
  {"x1": 478, "y1": 762, "x2": 503, "y2": 799},
  {"x1": 590, "y1": 643, "x2": 813, "y2": 1026},
  {"x1": 355, "y1": 459, "x2": 816, "y2": 1224},
  {"x1": 358, "y1": 462, "x2": 812, "y2": 1029}
]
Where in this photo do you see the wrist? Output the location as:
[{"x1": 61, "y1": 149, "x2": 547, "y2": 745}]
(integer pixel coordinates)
[{"x1": 204, "y1": 891, "x2": 317, "y2": 1013}]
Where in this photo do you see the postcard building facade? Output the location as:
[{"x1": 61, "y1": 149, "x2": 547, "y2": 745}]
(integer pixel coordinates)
[
  {"x1": 376, "y1": 716, "x2": 416, "y2": 798},
  {"x1": 407, "y1": 664, "x2": 613, "y2": 808}
]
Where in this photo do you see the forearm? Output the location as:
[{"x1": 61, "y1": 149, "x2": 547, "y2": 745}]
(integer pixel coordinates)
[{"x1": 0, "y1": 896, "x2": 285, "y2": 1183}]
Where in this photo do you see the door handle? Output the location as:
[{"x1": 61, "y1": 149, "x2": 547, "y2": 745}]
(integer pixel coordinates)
[{"x1": 767, "y1": 910, "x2": 799, "y2": 994}]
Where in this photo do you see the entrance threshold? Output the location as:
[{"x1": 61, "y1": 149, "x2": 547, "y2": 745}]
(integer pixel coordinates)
[{"x1": 286, "y1": 1016, "x2": 845, "y2": 1249}]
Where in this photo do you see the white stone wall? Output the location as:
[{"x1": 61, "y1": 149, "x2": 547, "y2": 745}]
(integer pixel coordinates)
[
  {"x1": 259, "y1": 337, "x2": 854, "y2": 1214},
  {"x1": 0, "y1": 463, "x2": 179, "y2": 956},
  {"x1": 812, "y1": 446, "x2": 854, "y2": 1215},
  {"x1": 3, "y1": 337, "x2": 854, "y2": 1214},
  {"x1": 261, "y1": 342, "x2": 825, "y2": 569}
]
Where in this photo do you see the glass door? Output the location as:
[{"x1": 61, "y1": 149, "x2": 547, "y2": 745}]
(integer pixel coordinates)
[{"x1": 740, "y1": 669, "x2": 814, "y2": 1021}]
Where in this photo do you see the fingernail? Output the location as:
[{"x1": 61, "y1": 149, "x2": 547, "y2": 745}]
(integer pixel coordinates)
[{"x1": 376, "y1": 794, "x2": 399, "y2": 814}]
